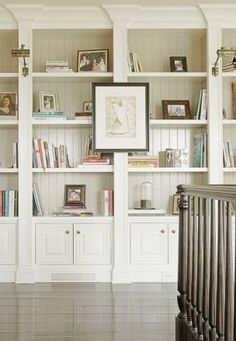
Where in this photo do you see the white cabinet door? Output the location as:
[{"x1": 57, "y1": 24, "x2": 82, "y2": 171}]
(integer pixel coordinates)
[
  {"x1": 0, "y1": 223, "x2": 16, "y2": 265},
  {"x1": 74, "y1": 223, "x2": 111, "y2": 265},
  {"x1": 36, "y1": 224, "x2": 73, "y2": 265},
  {"x1": 168, "y1": 224, "x2": 179, "y2": 264},
  {"x1": 131, "y1": 222, "x2": 168, "y2": 264}
]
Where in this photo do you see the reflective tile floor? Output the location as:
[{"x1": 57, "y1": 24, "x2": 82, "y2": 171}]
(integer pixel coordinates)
[{"x1": 0, "y1": 282, "x2": 177, "y2": 341}]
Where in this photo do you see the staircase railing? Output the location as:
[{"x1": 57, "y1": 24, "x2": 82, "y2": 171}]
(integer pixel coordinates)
[{"x1": 176, "y1": 184, "x2": 236, "y2": 341}]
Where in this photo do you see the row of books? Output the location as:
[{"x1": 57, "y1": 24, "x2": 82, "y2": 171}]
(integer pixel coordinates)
[
  {"x1": 193, "y1": 89, "x2": 207, "y2": 120},
  {"x1": 45, "y1": 60, "x2": 73, "y2": 73},
  {"x1": 128, "y1": 156, "x2": 159, "y2": 168},
  {"x1": 193, "y1": 132, "x2": 207, "y2": 167},
  {"x1": 32, "y1": 139, "x2": 71, "y2": 169},
  {"x1": 127, "y1": 51, "x2": 143, "y2": 72},
  {"x1": 99, "y1": 190, "x2": 114, "y2": 216},
  {"x1": 223, "y1": 141, "x2": 235, "y2": 167},
  {"x1": 32, "y1": 112, "x2": 66, "y2": 120},
  {"x1": 0, "y1": 190, "x2": 18, "y2": 217}
]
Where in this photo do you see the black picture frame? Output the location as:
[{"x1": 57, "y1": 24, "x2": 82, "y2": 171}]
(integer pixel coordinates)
[
  {"x1": 92, "y1": 82, "x2": 149, "y2": 152},
  {"x1": 170, "y1": 56, "x2": 188, "y2": 72}
]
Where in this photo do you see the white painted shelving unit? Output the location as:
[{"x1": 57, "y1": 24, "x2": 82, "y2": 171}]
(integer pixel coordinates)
[{"x1": 0, "y1": 2, "x2": 234, "y2": 283}]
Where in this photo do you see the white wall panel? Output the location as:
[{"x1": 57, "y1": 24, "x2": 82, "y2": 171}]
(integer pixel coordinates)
[{"x1": 0, "y1": 30, "x2": 18, "y2": 72}]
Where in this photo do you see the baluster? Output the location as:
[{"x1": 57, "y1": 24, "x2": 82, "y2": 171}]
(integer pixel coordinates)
[
  {"x1": 186, "y1": 195, "x2": 193, "y2": 326},
  {"x1": 203, "y1": 198, "x2": 210, "y2": 340},
  {"x1": 216, "y1": 200, "x2": 225, "y2": 341},
  {"x1": 197, "y1": 197, "x2": 204, "y2": 340},
  {"x1": 225, "y1": 201, "x2": 233, "y2": 341},
  {"x1": 191, "y1": 196, "x2": 198, "y2": 335},
  {"x1": 209, "y1": 199, "x2": 217, "y2": 341}
]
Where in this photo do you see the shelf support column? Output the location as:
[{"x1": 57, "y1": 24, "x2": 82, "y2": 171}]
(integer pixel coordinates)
[{"x1": 103, "y1": 5, "x2": 140, "y2": 283}]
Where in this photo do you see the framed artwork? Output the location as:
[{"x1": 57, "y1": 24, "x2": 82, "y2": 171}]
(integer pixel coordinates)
[
  {"x1": 170, "y1": 56, "x2": 188, "y2": 72},
  {"x1": 64, "y1": 184, "x2": 86, "y2": 207},
  {"x1": 92, "y1": 82, "x2": 149, "y2": 152},
  {"x1": 39, "y1": 91, "x2": 59, "y2": 113},
  {"x1": 172, "y1": 194, "x2": 181, "y2": 215},
  {"x1": 77, "y1": 49, "x2": 108, "y2": 72},
  {"x1": 83, "y1": 101, "x2": 92, "y2": 113},
  {"x1": 0, "y1": 92, "x2": 17, "y2": 119},
  {"x1": 162, "y1": 100, "x2": 191, "y2": 119}
]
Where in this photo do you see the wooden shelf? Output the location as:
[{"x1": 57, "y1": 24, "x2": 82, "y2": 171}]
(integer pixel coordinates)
[
  {"x1": 150, "y1": 119, "x2": 207, "y2": 127},
  {"x1": 128, "y1": 167, "x2": 208, "y2": 173},
  {"x1": 0, "y1": 73, "x2": 18, "y2": 78},
  {"x1": 33, "y1": 216, "x2": 114, "y2": 222},
  {"x1": 32, "y1": 119, "x2": 92, "y2": 126},
  {"x1": 128, "y1": 72, "x2": 207, "y2": 79},
  {"x1": 32, "y1": 166, "x2": 113, "y2": 173},
  {"x1": 0, "y1": 168, "x2": 18, "y2": 173},
  {"x1": 33, "y1": 72, "x2": 113, "y2": 79},
  {"x1": 0, "y1": 120, "x2": 18, "y2": 127}
]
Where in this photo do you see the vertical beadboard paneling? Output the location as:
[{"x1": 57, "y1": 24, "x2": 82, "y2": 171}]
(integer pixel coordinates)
[
  {"x1": 128, "y1": 29, "x2": 206, "y2": 72},
  {"x1": 33, "y1": 173, "x2": 113, "y2": 215},
  {"x1": 0, "y1": 30, "x2": 18, "y2": 73},
  {"x1": 33, "y1": 29, "x2": 113, "y2": 72},
  {"x1": 0, "y1": 127, "x2": 18, "y2": 167},
  {"x1": 0, "y1": 174, "x2": 18, "y2": 190}
]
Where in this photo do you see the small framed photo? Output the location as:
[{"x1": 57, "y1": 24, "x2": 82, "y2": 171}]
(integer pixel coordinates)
[
  {"x1": 83, "y1": 101, "x2": 92, "y2": 113},
  {"x1": 0, "y1": 92, "x2": 17, "y2": 119},
  {"x1": 77, "y1": 49, "x2": 108, "y2": 72},
  {"x1": 64, "y1": 184, "x2": 86, "y2": 207},
  {"x1": 39, "y1": 91, "x2": 59, "y2": 113},
  {"x1": 162, "y1": 100, "x2": 191, "y2": 119},
  {"x1": 172, "y1": 194, "x2": 181, "y2": 215},
  {"x1": 170, "y1": 56, "x2": 188, "y2": 72},
  {"x1": 93, "y1": 82, "x2": 149, "y2": 152}
]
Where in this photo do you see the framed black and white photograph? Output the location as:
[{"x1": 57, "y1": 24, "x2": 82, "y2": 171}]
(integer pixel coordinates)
[
  {"x1": 77, "y1": 49, "x2": 108, "y2": 72},
  {"x1": 64, "y1": 184, "x2": 86, "y2": 207},
  {"x1": 92, "y1": 82, "x2": 149, "y2": 152},
  {"x1": 170, "y1": 56, "x2": 188, "y2": 72},
  {"x1": 83, "y1": 101, "x2": 92, "y2": 113},
  {"x1": 172, "y1": 194, "x2": 181, "y2": 215},
  {"x1": 0, "y1": 92, "x2": 17, "y2": 119},
  {"x1": 39, "y1": 91, "x2": 59, "y2": 113},
  {"x1": 162, "y1": 100, "x2": 191, "y2": 119}
]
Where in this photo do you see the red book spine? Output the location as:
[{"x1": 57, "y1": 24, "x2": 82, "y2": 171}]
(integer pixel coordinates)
[{"x1": 37, "y1": 139, "x2": 45, "y2": 169}]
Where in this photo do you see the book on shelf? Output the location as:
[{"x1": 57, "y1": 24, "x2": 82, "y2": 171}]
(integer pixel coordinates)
[
  {"x1": 32, "y1": 112, "x2": 66, "y2": 120},
  {"x1": 193, "y1": 132, "x2": 207, "y2": 167},
  {"x1": 81, "y1": 158, "x2": 111, "y2": 165},
  {"x1": 128, "y1": 208, "x2": 166, "y2": 216},
  {"x1": 127, "y1": 51, "x2": 143, "y2": 72},
  {"x1": 223, "y1": 141, "x2": 235, "y2": 167},
  {"x1": 193, "y1": 89, "x2": 207, "y2": 120},
  {"x1": 128, "y1": 155, "x2": 159, "y2": 168},
  {"x1": 32, "y1": 138, "x2": 71, "y2": 169},
  {"x1": 45, "y1": 60, "x2": 73, "y2": 72},
  {"x1": 0, "y1": 190, "x2": 18, "y2": 217},
  {"x1": 99, "y1": 190, "x2": 114, "y2": 216},
  {"x1": 12, "y1": 142, "x2": 18, "y2": 168},
  {"x1": 32, "y1": 183, "x2": 43, "y2": 216}
]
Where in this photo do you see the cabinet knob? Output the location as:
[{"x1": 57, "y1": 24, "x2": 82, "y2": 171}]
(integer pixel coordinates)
[
  {"x1": 161, "y1": 229, "x2": 165, "y2": 234},
  {"x1": 65, "y1": 230, "x2": 70, "y2": 234},
  {"x1": 76, "y1": 230, "x2": 80, "y2": 234},
  {"x1": 172, "y1": 230, "x2": 176, "y2": 234}
]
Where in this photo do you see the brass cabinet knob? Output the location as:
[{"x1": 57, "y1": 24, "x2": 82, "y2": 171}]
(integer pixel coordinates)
[
  {"x1": 76, "y1": 230, "x2": 80, "y2": 234},
  {"x1": 65, "y1": 230, "x2": 70, "y2": 234},
  {"x1": 161, "y1": 229, "x2": 165, "y2": 234}
]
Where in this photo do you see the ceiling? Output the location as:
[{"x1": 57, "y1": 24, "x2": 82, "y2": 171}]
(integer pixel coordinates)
[{"x1": 0, "y1": 0, "x2": 235, "y2": 6}]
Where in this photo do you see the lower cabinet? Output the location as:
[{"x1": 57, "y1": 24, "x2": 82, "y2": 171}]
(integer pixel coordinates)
[
  {"x1": 130, "y1": 221, "x2": 178, "y2": 265},
  {"x1": 0, "y1": 223, "x2": 16, "y2": 265},
  {"x1": 36, "y1": 222, "x2": 111, "y2": 265}
]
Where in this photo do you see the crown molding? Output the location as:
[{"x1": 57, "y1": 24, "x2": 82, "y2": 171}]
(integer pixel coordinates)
[
  {"x1": 103, "y1": 4, "x2": 141, "y2": 27},
  {"x1": 5, "y1": 4, "x2": 44, "y2": 22},
  {"x1": 199, "y1": 4, "x2": 236, "y2": 27},
  {"x1": 0, "y1": 5, "x2": 17, "y2": 28}
]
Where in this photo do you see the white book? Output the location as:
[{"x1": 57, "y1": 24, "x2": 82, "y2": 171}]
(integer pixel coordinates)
[
  {"x1": 48, "y1": 143, "x2": 55, "y2": 168},
  {"x1": 8, "y1": 190, "x2": 15, "y2": 217},
  {"x1": 199, "y1": 89, "x2": 207, "y2": 120},
  {"x1": 32, "y1": 183, "x2": 43, "y2": 216},
  {"x1": 100, "y1": 190, "x2": 109, "y2": 216},
  {"x1": 223, "y1": 142, "x2": 231, "y2": 167},
  {"x1": 227, "y1": 142, "x2": 234, "y2": 167},
  {"x1": 12, "y1": 142, "x2": 18, "y2": 168}
]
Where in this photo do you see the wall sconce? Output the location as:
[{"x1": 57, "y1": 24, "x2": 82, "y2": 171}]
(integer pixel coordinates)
[
  {"x1": 12, "y1": 44, "x2": 30, "y2": 77},
  {"x1": 212, "y1": 47, "x2": 236, "y2": 76}
]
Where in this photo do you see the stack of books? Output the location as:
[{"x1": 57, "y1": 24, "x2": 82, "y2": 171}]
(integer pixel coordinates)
[
  {"x1": 0, "y1": 190, "x2": 18, "y2": 217},
  {"x1": 193, "y1": 89, "x2": 207, "y2": 120},
  {"x1": 62, "y1": 205, "x2": 87, "y2": 216},
  {"x1": 32, "y1": 112, "x2": 66, "y2": 120},
  {"x1": 99, "y1": 190, "x2": 114, "y2": 216},
  {"x1": 45, "y1": 60, "x2": 73, "y2": 72},
  {"x1": 32, "y1": 184, "x2": 43, "y2": 216},
  {"x1": 127, "y1": 51, "x2": 143, "y2": 72},
  {"x1": 223, "y1": 141, "x2": 235, "y2": 167},
  {"x1": 32, "y1": 138, "x2": 71, "y2": 169},
  {"x1": 193, "y1": 132, "x2": 208, "y2": 167},
  {"x1": 81, "y1": 136, "x2": 112, "y2": 165},
  {"x1": 222, "y1": 58, "x2": 236, "y2": 72},
  {"x1": 165, "y1": 149, "x2": 189, "y2": 168},
  {"x1": 128, "y1": 156, "x2": 159, "y2": 168}
]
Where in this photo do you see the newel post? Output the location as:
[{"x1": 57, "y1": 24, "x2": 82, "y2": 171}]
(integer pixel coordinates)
[{"x1": 176, "y1": 185, "x2": 189, "y2": 341}]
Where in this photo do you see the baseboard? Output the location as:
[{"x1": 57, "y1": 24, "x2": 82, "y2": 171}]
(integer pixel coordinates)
[
  {"x1": 0, "y1": 266, "x2": 16, "y2": 282},
  {"x1": 112, "y1": 266, "x2": 132, "y2": 283},
  {"x1": 131, "y1": 265, "x2": 177, "y2": 282},
  {"x1": 15, "y1": 266, "x2": 36, "y2": 283}
]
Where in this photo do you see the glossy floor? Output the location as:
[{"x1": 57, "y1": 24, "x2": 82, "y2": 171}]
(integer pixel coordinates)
[{"x1": 0, "y1": 282, "x2": 177, "y2": 341}]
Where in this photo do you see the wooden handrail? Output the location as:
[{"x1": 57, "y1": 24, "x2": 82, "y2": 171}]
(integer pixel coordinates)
[{"x1": 176, "y1": 184, "x2": 236, "y2": 341}]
